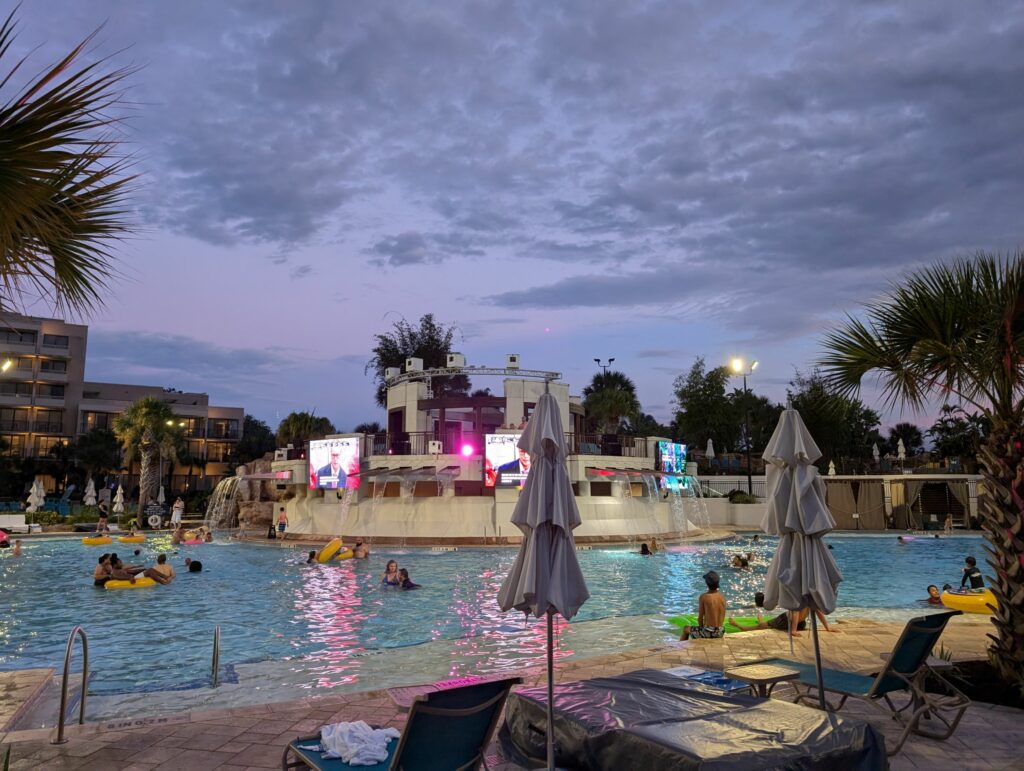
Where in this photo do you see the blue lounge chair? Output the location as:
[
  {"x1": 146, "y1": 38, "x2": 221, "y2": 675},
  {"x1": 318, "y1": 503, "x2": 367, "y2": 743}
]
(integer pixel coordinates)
[
  {"x1": 757, "y1": 610, "x2": 969, "y2": 754},
  {"x1": 281, "y1": 676, "x2": 521, "y2": 770}
]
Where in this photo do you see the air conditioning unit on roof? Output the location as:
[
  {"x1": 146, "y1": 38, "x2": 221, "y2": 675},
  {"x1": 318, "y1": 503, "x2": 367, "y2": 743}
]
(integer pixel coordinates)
[
  {"x1": 385, "y1": 366, "x2": 401, "y2": 379},
  {"x1": 507, "y1": 354, "x2": 520, "y2": 369},
  {"x1": 405, "y1": 357, "x2": 423, "y2": 372},
  {"x1": 446, "y1": 353, "x2": 465, "y2": 368}
]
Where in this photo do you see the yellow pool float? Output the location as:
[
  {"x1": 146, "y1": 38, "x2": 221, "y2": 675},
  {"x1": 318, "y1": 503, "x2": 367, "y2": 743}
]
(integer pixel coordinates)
[
  {"x1": 316, "y1": 537, "x2": 353, "y2": 563},
  {"x1": 941, "y1": 588, "x2": 997, "y2": 614},
  {"x1": 105, "y1": 577, "x2": 157, "y2": 589},
  {"x1": 82, "y1": 536, "x2": 112, "y2": 546},
  {"x1": 118, "y1": 534, "x2": 146, "y2": 543}
]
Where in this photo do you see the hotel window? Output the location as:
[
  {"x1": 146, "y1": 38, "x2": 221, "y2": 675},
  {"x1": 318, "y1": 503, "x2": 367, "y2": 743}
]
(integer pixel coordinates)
[
  {"x1": 39, "y1": 359, "x2": 67, "y2": 373},
  {"x1": 209, "y1": 419, "x2": 239, "y2": 439},
  {"x1": 0, "y1": 329, "x2": 36, "y2": 345},
  {"x1": 7, "y1": 357, "x2": 34, "y2": 371},
  {"x1": 36, "y1": 383, "x2": 65, "y2": 399},
  {"x1": 34, "y1": 436, "x2": 67, "y2": 457},
  {"x1": 180, "y1": 416, "x2": 205, "y2": 438},
  {"x1": 0, "y1": 435, "x2": 25, "y2": 456},
  {"x1": 0, "y1": 409, "x2": 29, "y2": 431},
  {"x1": 186, "y1": 440, "x2": 204, "y2": 458},
  {"x1": 42, "y1": 334, "x2": 69, "y2": 348},
  {"x1": 206, "y1": 442, "x2": 232, "y2": 462},
  {"x1": 0, "y1": 382, "x2": 32, "y2": 397},
  {"x1": 35, "y1": 409, "x2": 63, "y2": 432},
  {"x1": 81, "y1": 411, "x2": 116, "y2": 432}
]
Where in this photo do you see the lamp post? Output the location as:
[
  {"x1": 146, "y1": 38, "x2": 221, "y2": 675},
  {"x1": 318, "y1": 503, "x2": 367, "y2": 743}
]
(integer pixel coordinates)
[
  {"x1": 593, "y1": 357, "x2": 615, "y2": 374},
  {"x1": 730, "y1": 358, "x2": 759, "y2": 495}
]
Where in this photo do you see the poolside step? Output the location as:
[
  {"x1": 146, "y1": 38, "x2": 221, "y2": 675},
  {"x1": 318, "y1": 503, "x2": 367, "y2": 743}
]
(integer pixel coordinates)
[
  {"x1": 5, "y1": 671, "x2": 94, "y2": 731},
  {"x1": 0, "y1": 668, "x2": 53, "y2": 731}
]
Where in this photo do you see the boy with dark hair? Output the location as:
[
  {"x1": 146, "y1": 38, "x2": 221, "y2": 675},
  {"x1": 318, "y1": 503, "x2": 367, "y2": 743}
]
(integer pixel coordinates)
[
  {"x1": 679, "y1": 571, "x2": 726, "y2": 640},
  {"x1": 961, "y1": 556, "x2": 984, "y2": 589}
]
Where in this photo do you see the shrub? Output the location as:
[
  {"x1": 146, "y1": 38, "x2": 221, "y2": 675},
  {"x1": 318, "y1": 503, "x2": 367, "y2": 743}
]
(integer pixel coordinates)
[
  {"x1": 727, "y1": 489, "x2": 759, "y2": 504},
  {"x1": 69, "y1": 505, "x2": 100, "y2": 523},
  {"x1": 29, "y1": 510, "x2": 62, "y2": 525}
]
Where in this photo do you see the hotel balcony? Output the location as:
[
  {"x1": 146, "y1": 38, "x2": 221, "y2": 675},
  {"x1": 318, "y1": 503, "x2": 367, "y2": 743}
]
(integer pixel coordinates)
[
  {"x1": 0, "y1": 420, "x2": 29, "y2": 432},
  {"x1": 33, "y1": 422, "x2": 65, "y2": 433},
  {"x1": 36, "y1": 369, "x2": 69, "y2": 383},
  {"x1": 34, "y1": 396, "x2": 66, "y2": 408},
  {"x1": 0, "y1": 393, "x2": 32, "y2": 407}
]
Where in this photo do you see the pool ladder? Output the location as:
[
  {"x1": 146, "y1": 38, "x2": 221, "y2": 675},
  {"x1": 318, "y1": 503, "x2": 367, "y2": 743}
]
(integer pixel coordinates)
[{"x1": 52, "y1": 626, "x2": 88, "y2": 744}]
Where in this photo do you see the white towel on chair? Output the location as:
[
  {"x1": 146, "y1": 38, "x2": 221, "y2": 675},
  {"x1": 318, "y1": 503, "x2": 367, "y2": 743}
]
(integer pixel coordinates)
[{"x1": 320, "y1": 721, "x2": 401, "y2": 765}]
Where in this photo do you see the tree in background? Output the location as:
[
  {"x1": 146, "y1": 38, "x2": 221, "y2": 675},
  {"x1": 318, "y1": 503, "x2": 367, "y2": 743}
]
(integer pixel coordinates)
[
  {"x1": 233, "y1": 415, "x2": 277, "y2": 464},
  {"x1": 0, "y1": 11, "x2": 135, "y2": 316},
  {"x1": 886, "y1": 422, "x2": 925, "y2": 457},
  {"x1": 113, "y1": 398, "x2": 180, "y2": 523},
  {"x1": 353, "y1": 421, "x2": 383, "y2": 434},
  {"x1": 582, "y1": 370, "x2": 642, "y2": 433},
  {"x1": 72, "y1": 428, "x2": 122, "y2": 490},
  {"x1": 728, "y1": 389, "x2": 785, "y2": 455},
  {"x1": 819, "y1": 252, "x2": 1024, "y2": 687},
  {"x1": 627, "y1": 413, "x2": 672, "y2": 438},
  {"x1": 787, "y1": 370, "x2": 882, "y2": 471},
  {"x1": 367, "y1": 314, "x2": 469, "y2": 407},
  {"x1": 276, "y1": 411, "x2": 335, "y2": 448},
  {"x1": 928, "y1": 405, "x2": 989, "y2": 470},
  {"x1": 672, "y1": 357, "x2": 739, "y2": 450}
]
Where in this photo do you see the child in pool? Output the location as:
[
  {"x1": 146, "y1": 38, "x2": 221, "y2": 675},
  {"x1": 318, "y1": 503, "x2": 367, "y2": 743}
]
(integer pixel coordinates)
[
  {"x1": 381, "y1": 560, "x2": 400, "y2": 585},
  {"x1": 398, "y1": 568, "x2": 421, "y2": 590}
]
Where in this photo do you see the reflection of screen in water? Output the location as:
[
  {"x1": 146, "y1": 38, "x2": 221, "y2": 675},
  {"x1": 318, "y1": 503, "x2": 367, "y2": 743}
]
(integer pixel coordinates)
[
  {"x1": 484, "y1": 433, "x2": 525, "y2": 487},
  {"x1": 308, "y1": 437, "x2": 361, "y2": 490}
]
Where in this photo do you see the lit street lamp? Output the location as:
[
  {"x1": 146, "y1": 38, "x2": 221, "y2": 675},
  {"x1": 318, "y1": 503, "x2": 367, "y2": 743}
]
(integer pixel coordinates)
[
  {"x1": 594, "y1": 357, "x2": 615, "y2": 374},
  {"x1": 730, "y1": 357, "x2": 759, "y2": 495}
]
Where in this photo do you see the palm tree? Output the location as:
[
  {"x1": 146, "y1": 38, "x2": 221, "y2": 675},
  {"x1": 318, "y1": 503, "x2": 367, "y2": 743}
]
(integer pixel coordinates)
[
  {"x1": 582, "y1": 371, "x2": 641, "y2": 433},
  {"x1": 353, "y1": 421, "x2": 383, "y2": 435},
  {"x1": 0, "y1": 11, "x2": 135, "y2": 315},
  {"x1": 276, "y1": 411, "x2": 335, "y2": 448},
  {"x1": 71, "y1": 427, "x2": 121, "y2": 491},
  {"x1": 113, "y1": 398, "x2": 180, "y2": 523},
  {"x1": 820, "y1": 252, "x2": 1024, "y2": 687}
]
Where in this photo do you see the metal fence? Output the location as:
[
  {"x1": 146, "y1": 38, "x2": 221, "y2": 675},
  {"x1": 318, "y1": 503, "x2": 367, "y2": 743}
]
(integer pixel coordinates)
[{"x1": 701, "y1": 477, "x2": 766, "y2": 498}]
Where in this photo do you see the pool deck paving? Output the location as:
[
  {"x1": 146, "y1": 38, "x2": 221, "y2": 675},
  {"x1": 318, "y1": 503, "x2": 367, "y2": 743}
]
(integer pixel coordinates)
[{"x1": 1, "y1": 614, "x2": 1020, "y2": 770}]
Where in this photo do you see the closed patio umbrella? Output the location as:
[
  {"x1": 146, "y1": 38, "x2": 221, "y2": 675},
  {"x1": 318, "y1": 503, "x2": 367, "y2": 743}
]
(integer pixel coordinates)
[
  {"x1": 157, "y1": 485, "x2": 166, "y2": 505},
  {"x1": 498, "y1": 388, "x2": 589, "y2": 770},
  {"x1": 761, "y1": 408, "x2": 843, "y2": 710},
  {"x1": 83, "y1": 478, "x2": 97, "y2": 506},
  {"x1": 872, "y1": 443, "x2": 880, "y2": 464},
  {"x1": 113, "y1": 484, "x2": 125, "y2": 514},
  {"x1": 705, "y1": 438, "x2": 715, "y2": 460}
]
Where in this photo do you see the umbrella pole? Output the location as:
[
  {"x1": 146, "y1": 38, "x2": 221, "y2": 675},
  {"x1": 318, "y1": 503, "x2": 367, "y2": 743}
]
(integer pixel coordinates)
[
  {"x1": 546, "y1": 610, "x2": 555, "y2": 771},
  {"x1": 810, "y1": 610, "x2": 826, "y2": 711}
]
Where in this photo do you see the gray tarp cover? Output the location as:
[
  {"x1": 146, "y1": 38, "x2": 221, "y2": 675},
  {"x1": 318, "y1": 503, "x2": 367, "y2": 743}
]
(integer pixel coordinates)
[{"x1": 500, "y1": 669, "x2": 887, "y2": 770}]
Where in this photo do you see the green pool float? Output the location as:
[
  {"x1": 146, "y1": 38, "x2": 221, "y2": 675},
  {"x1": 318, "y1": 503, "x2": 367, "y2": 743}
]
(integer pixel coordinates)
[{"x1": 667, "y1": 614, "x2": 762, "y2": 634}]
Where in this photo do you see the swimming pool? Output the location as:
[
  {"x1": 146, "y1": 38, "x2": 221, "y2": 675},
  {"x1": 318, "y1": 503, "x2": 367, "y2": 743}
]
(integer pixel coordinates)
[{"x1": 0, "y1": 533, "x2": 984, "y2": 720}]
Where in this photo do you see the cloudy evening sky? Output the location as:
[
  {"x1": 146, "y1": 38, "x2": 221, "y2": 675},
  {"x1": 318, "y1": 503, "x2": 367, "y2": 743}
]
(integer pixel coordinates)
[{"x1": 12, "y1": 1, "x2": 1024, "y2": 431}]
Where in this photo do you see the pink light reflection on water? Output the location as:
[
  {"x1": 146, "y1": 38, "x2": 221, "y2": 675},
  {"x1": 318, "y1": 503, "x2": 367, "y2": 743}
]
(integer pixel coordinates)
[{"x1": 289, "y1": 561, "x2": 369, "y2": 688}]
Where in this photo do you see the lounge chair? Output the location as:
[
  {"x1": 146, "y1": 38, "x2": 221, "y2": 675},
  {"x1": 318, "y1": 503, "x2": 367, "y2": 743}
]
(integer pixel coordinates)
[
  {"x1": 757, "y1": 609, "x2": 970, "y2": 754},
  {"x1": 281, "y1": 676, "x2": 521, "y2": 770}
]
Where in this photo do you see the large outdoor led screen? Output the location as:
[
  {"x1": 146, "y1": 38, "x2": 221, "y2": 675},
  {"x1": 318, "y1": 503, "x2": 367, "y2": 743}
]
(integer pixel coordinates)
[
  {"x1": 657, "y1": 441, "x2": 688, "y2": 475},
  {"x1": 484, "y1": 433, "x2": 527, "y2": 488},
  {"x1": 308, "y1": 437, "x2": 361, "y2": 490}
]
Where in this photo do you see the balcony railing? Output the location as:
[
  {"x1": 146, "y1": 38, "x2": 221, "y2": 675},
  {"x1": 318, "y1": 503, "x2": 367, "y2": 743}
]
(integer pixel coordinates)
[
  {"x1": 364, "y1": 432, "x2": 650, "y2": 458},
  {"x1": 0, "y1": 420, "x2": 28, "y2": 431},
  {"x1": 208, "y1": 430, "x2": 239, "y2": 440},
  {"x1": 34, "y1": 422, "x2": 64, "y2": 433}
]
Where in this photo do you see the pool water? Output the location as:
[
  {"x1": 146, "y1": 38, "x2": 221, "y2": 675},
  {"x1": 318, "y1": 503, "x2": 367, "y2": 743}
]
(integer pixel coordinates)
[{"x1": 0, "y1": 533, "x2": 984, "y2": 717}]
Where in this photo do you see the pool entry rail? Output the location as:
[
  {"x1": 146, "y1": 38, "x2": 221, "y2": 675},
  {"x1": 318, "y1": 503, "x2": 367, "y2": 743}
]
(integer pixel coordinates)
[
  {"x1": 52, "y1": 625, "x2": 89, "y2": 744},
  {"x1": 212, "y1": 625, "x2": 221, "y2": 688}
]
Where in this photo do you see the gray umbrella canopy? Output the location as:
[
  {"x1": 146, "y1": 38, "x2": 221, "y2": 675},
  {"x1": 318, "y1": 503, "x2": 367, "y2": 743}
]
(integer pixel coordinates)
[
  {"x1": 498, "y1": 392, "x2": 589, "y2": 619},
  {"x1": 761, "y1": 408, "x2": 842, "y2": 710},
  {"x1": 761, "y1": 409, "x2": 843, "y2": 614},
  {"x1": 497, "y1": 390, "x2": 589, "y2": 770}
]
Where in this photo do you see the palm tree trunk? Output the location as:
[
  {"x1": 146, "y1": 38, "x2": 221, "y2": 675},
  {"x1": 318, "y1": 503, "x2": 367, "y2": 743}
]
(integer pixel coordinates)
[
  {"x1": 977, "y1": 421, "x2": 1024, "y2": 685},
  {"x1": 137, "y1": 448, "x2": 159, "y2": 525}
]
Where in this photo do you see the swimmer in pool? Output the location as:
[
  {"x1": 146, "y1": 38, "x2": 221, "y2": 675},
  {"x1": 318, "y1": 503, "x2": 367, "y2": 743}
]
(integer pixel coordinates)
[
  {"x1": 381, "y1": 560, "x2": 400, "y2": 585},
  {"x1": 925, "y1": 585, "x2": 942, "y2": 605},
  {"x1": 306, "y1": 550, "x2": 317, "y2": 564},
  {"x1": 93, "y1": 555, "x2": 112, "y2": 586},
  {"x1": 352, "y1": 538, "x2": 370, "y2": 559},
  {"x1": 399, "y1": 568, "x2": 421, "y2": 590}
]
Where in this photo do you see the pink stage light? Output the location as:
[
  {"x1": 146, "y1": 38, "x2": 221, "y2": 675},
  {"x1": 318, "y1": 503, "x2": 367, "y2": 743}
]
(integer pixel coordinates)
[{"x1": 461, "y1": 444, "x2": 474, "y2": 457}]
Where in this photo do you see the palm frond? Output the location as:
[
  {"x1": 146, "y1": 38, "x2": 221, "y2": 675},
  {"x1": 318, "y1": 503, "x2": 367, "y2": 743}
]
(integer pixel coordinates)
[{"x1": 0, "y1": 10, "x2": 136, "y2": 316}]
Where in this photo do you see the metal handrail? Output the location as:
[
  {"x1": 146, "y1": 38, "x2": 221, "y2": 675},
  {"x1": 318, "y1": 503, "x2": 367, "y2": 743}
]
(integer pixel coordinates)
[
  {"x1": 52, "y1": 626, "x2": 88, "y2": 744},
  {"x1": 211, "y1": 625, "x2": 221, "y2": 688}
]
